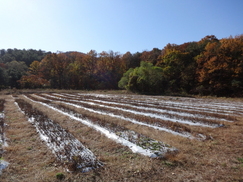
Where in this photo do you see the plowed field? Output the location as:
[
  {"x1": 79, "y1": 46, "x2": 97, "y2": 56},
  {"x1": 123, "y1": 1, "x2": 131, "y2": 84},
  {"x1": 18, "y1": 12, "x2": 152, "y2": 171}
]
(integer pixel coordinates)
[{"x1": 1, "y1": 91, "x2": 243, "y2": 181}]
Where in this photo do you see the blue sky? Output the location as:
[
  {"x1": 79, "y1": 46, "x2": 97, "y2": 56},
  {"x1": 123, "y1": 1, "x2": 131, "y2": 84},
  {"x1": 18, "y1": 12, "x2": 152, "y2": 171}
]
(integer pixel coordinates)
[{"x1": 0, "y1": 0, "x2": 242, "y2": 54}]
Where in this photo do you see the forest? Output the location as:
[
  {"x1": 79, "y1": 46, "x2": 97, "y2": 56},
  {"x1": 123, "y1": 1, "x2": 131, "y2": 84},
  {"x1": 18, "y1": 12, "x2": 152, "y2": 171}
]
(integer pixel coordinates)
[{"x1": 0, "y1": 34, "x2": 243, "y2": 97}]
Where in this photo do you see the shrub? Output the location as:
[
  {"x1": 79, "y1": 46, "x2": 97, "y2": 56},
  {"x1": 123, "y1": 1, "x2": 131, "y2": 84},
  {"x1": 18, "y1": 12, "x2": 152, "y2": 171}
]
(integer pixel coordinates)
[{"x1": 56, "y1": 172, "x2": 65, "y2": 180}]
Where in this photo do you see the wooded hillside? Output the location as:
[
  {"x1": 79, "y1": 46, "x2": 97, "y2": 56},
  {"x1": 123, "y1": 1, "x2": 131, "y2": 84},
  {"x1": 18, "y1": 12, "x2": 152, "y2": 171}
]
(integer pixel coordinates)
[{"x1": 1, "y1": 34, "x2": 243, "y2": 97}]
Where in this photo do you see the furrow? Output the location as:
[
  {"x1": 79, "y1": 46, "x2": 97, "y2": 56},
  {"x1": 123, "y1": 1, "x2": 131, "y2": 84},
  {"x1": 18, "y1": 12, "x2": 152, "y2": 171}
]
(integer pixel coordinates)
[
  {"x1": 75, "y1": 93, "x2": 243, "y2": 116},
  {"x1": 41, "y1": 94, "x2": 218, "y2": 128},
  {"x1": 15, "y1": 99, "x2": 102, "y2": 172},
  {"x1": 23, "y1": 95, "x2": 178, "y2": 158},
  {"x1": 34, "y1": 94, "x2": 209, "y2": 139},
  {"x1": 54, "y1": 93, "x2": 234, "y2": 122}
]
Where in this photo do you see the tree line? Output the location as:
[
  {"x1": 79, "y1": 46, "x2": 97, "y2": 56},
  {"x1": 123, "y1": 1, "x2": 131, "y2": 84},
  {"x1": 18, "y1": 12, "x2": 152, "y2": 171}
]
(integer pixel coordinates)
[
  {"x1": 0, "y1": 34, "x2": 243, "y2": 97},
  {"x1": 0, "y1": 49, "x2": 50, "y2": 89}
]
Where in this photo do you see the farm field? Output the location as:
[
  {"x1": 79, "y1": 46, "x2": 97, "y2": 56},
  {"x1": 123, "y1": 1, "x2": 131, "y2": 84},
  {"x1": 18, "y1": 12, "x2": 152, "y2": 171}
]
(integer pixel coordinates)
[{"x1": 0, "y1": 91, "x2": 243, "y2": 181}]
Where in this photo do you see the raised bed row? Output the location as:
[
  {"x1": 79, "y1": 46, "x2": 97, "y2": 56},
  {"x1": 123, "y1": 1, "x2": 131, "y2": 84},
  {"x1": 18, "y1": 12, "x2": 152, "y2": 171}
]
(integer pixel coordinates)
[
  {"x1": 49, "y1": 93, "x2": 234, "y2": 125},
  {"x1": 74, "y1": 93, "x2": 243, "y2": 117},
  {"x1": 0, "y1": 99, "x2": 5, "y2": 147},
  {"x1": 37, "y1": 93, "x2": 224, "y2": 140},
  {"x1": 15, "y1": 99, "x2": 102, "y2": 172},
  {"x1": 34, "y1": 94, "x2": 199, "y2": 139},
  {"x1": 0, "y1": 99, "x2": 9, "y2": 175},
  {"x1": 23, "y1": 94, "x2": 178, "y2": 158}
]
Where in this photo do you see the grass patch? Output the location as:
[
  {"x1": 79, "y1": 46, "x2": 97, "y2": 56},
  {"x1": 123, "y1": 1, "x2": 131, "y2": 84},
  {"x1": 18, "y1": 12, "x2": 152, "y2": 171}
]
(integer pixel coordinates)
[
  {"x1": 56, "y1": 172, "x2": 65, "y2": 180},
  {"x1": 237, "y1": 157, "x2": 243, "y2": 163}
]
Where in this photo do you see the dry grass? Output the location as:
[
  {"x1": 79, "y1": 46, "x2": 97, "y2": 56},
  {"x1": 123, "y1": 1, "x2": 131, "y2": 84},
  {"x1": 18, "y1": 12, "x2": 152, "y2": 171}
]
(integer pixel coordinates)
[
  {"x1": 36, "y1": 93, "x2": 225, "y2": 139},
  {"x1": 68, "y1": 93, "x2": 237, "y2": 122},
  {"x1": 0, "y1": 92, "x2": 243, "y2": 181},
  {"x1": 0, "y1": 95, "x2": 62, "y2": 182}
]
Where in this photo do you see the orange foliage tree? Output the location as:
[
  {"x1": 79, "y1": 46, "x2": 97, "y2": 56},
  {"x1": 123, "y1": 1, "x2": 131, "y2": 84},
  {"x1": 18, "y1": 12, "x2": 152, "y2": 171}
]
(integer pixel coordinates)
[{"x1": 196, "y1": 35, "x2": 243, "y2": 96}]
